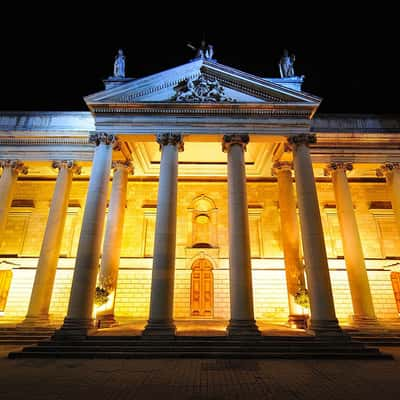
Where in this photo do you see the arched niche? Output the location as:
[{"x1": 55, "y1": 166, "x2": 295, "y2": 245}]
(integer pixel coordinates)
[{"x1": 187, "y1": 194, "x2": 218, "y2": 249}]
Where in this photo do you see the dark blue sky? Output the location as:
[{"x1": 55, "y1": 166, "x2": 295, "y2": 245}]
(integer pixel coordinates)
[{"x1": 0, "y1": 5, "x2": 397, "y2": 114}]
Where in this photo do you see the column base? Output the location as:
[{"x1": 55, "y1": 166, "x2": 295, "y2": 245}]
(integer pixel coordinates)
[
  {"x1": 142, "y1": 320, "x2": 176, "y2": 337},
  {"x1": 350, "y1": 315, "x2": 382, "y2": 330},
  {"x1": 19, "y1": 315, "x2": 51, "y2": 328},
  {"x1": 288, "y1": 314, "x2": 309, "y2": 330},
  {"x1": 53, "y1": 317, "x2": 96, "y2": 340},
  {"x1": 227, "y1": 319, "x2": 261, "y2": 336},
  {"x1": 95, "y1": 314, "x2": 118, "y2": 328},
  {"x1": 307, "y1": 318, "x2": 347, "y2": 338}
]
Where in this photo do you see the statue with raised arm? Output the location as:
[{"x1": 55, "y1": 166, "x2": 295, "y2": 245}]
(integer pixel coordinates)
[
  {"x1": 205, "y1": 45, "x2": 214, "y2": 60},
  {"x1": 113, "y1": 49, "x2": 126, "y2": 78},
  {"x1": 187, "y1": 41, "x2": 215, "y2": 61},
  {"x1": 279, "y1": 49, "x2": 295, "y2": 78}
]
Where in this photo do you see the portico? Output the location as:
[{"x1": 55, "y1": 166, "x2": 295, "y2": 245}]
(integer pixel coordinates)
[{"x1": 1, "y1": 58, "x2": 400, "y2": 341}]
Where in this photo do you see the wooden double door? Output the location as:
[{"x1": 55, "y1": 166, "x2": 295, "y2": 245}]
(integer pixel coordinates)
[
  {"x1": 391, "y1": 272, "x2": 400, "y2": 313},
  {"x1": 0, "y1": 270, "x2": 12, "y2": 312},
  {"x1": 190, "y1": 259, "x2": 213, "y2": 317}
]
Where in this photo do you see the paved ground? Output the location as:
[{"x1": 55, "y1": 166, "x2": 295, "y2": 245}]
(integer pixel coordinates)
[{"x1": 1, "y1": 345, "x2": 399, "y2": 400}]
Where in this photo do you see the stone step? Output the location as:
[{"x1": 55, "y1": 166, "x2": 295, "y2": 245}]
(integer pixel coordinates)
[
  {"x1": 9, "y1": 334, "x2": 391, "y2": 359},
  {"x1": 9, "y1": 350, "x2": 392, "y2": 360},
  {"x1": 0, "y1": 327, "x2": 56, "y2": 332},
  {"x1": 88, "y1": 335, "x2": 313, "y2": 341},
  {"x1": 352, "y1": 339, "x2": 400, "y2": 346},
  {"x1": 0, "y1": 340, "x2": 43, "y2": 345},
  {"x1": 0, "y1": 328, "x2": 54, "y2": 345},
  {"x1": 0, "y1": 332, "x2": 55, "y2": 336},
  {"x1": 35, "y1": 340, "x2": 367, "y2": 349},
  {"x1": 22, "y1": 345, "x2": 378, "y2": 354}
]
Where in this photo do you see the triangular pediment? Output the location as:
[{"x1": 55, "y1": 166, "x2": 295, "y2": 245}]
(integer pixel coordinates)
[{"x1": 85, "y1": 59, "x2": 321, "y2": 108}]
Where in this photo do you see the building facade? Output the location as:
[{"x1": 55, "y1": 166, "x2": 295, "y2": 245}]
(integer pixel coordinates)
[{"x1": 1, "y1": 58, "x2": 400, "y2": 335}]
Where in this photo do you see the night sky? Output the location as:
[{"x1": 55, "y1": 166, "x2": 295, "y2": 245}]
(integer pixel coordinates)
[{"x1": 0, "y1": 6, "x2": 397, "y2": 114}]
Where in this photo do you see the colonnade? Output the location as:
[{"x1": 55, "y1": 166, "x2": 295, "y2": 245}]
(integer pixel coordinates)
[{"x1": 1, "y1": 132, "x2": 398, "y2": 336}]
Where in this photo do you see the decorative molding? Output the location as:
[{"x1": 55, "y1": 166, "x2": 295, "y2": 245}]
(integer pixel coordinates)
[
  {"x1": 89, "y1": 132, "x2": 117, "y2": 146},
  {"x1": 52, "y1": 160, "x2": 82, "y2": 175},
  {"x1": 108, "y1": 72, "x2": 201, "y2": 103},
  {"x1": 369, "y1": 201, "x2": 392, "y2": 210},
  {"x1": 376, "y1": 163, "x2": 400, "y2": 177},
  {"x1": 202, "y1": 71, "x2": 285, "y2": 103},
  {"x1": 287, "y1": 133, "x2": 317, "y2": 148},
  {"x1": 271, "y1": 161, "x2": 293, "y2": 176},
  {"x1": 222, "y1": 134, "x2": 250, "y2": 152},
  {"x1": 11, "y1": 199, "x2": 35, "y2": 208},
  {"x1": 0, "y1": 160, "x2": 28, "y2": 175},
  {"x1": 156, "y1": 133, "x2": 184, "y2": 151},
  {"x1": 88, "y1": 104, "x2": 312, "y2": 117},
  {"x1": 0, "y1": 137, "x2": 90, "y2": 145},
  {"x1": 112, "y1": 160, "x2": 134, "y2": 174},
  {"x1": 324, "y1": 162, "x2": 353, "y2": 176}
]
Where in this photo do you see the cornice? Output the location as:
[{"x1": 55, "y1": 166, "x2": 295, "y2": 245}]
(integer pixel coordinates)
[
  {"x1": 88, "y1": 102, "x2": 314, "y2": 118},
  {"x1": 201, "y1": 70, "x2": 285, "y2": 102},
  {"x1": 0, "y1": 137, "x2": 90, "y2": 145},
  {"x1": 107, "y1": 72, "x2": 201, "y2": 103}
]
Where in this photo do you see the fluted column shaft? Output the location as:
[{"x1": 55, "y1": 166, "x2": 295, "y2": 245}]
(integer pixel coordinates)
[
  {"x1": 0, "y1": 161, "x2": 28, "y2": 233},
  {"x1": 58, "y1": 133, "x2": 117, "y2": 336},
  {"x1": 24, "y1": 161, "x2": 81, "y2": 324},
  {"x1": 97, "y1": 161, "x2": 133, "y2": 326},
  {"x1": 223, "y1": 134, "x2": 260, "y2": 336},
  {"x1": 143, "y1": 133, "x2": 183, "y2": 336},
  {"x1": 379, "y1": 163, "x2": 400, "y2": 237},
  {"x1": 273, "y1": 161, "x2": 307, "y2": 328},
  {"x1": 328, "y1": 163, "x2": 376, "y2": 323},
  {"x1": 289, "y1": 134, "x2": 342, "y2": 335}
]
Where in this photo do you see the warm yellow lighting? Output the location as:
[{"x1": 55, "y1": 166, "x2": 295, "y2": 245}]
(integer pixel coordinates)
[
  {"x1": 195, "y1": 214, "x2": 210, "y2": 224},
  {"x1": 93, "y1": 291, "x2": 115, "y2": 318}
]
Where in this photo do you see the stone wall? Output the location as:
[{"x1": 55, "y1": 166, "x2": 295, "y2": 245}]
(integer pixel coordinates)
[{"x1": 0, "y1": 179, "x2": 399, "y2": 324}]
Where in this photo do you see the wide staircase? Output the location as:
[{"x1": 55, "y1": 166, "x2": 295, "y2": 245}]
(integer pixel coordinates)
[
  {"x1": 344, "y1": 320, "x2": 400, "y2": 346},
  {"x1": 0, "y1": 326, "x2": 56, "y2": 345},
  {"x1": 8, "y1": 334, "x2": 393, "y2": 359}
]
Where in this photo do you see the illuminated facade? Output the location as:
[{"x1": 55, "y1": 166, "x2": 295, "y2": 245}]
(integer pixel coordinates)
[{"x1": 1, "y1": 59, "x2": 400, "y2": 336}]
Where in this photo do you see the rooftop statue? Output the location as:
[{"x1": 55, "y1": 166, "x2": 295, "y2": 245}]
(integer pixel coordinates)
[
  {"x1": 187, "y1": 41, "x2": 216, "y2": 61},
  {"x1": 279, "y1": 49, "x2": 296, "y2": 78},
  {"x1": 113, "y1": 49, "x2": 126, "y2": 78}
]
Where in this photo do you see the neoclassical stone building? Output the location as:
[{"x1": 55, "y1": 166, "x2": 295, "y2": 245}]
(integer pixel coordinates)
[{"x1": 1, "y1": 56, "x2": 400, "y2": 337}]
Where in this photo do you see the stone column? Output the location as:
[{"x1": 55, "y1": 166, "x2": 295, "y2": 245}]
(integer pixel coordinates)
[
  {"x1": 326, "y1": 162, "x2": 377, "y2": 325},
  {"x1": 288, "y1": 134, "x2": 342, "y2": 336},
  {"x1": 223, "y1": 134, "x2": 260, "y2": 336},
  {"x1": 143, "y1": 133, "x2": 183, "y2": 336},
  {"x1": 378, "y1": 163, "x2": 400, "y2": 237},
  {"x1": 273, "y1": 161, "x2": 308, "y2": 329},
  {"x1": 0, "y1": 160, "x2": 28, "y2": 234},
  {"x1": 57, "y1": 133, "x2": 118, "y2": 337},
  {"x1": 96, "y1": 160, "x2": 133, "y2": 327},
  {"x1": 23, "y1": 161, "x2": 81, "y2": 326}
]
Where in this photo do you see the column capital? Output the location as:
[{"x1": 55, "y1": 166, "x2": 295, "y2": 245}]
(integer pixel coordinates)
[
  {"x1": 52, "y1": 160, "x2": 81, "y2": 175},
  {"x1": 324, "y1": 162, "x2": 353, "y2": 176},
  {"x1": 376, "y1": 162, "x2": 400, "y2": 177},
  {"x1": 287, "y1": 133, "x2": 317, "y2": 149},
  {"x1": 112, "y1": 160, "x2": 134, "y2": 174},
  {"x1": 89, "y1": 132, "x2": 120, "y2": 149},
  {"x1": 156, "y1": 133, "x2": 184, "y2": 152},
  {"x1": 272, "y1": 161, "x2": 293, "y2": 176},
  {"x1": 0, "y1": 160, "x2": 28, "y2": 175},
  {"x1": 222, "y1": 134, "x2": 249, "y2": 152}
]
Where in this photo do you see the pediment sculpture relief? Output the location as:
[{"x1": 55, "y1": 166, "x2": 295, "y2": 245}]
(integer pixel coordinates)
[{"x1": 173, "y1": 74, "x2": 235, "y2": 103}]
